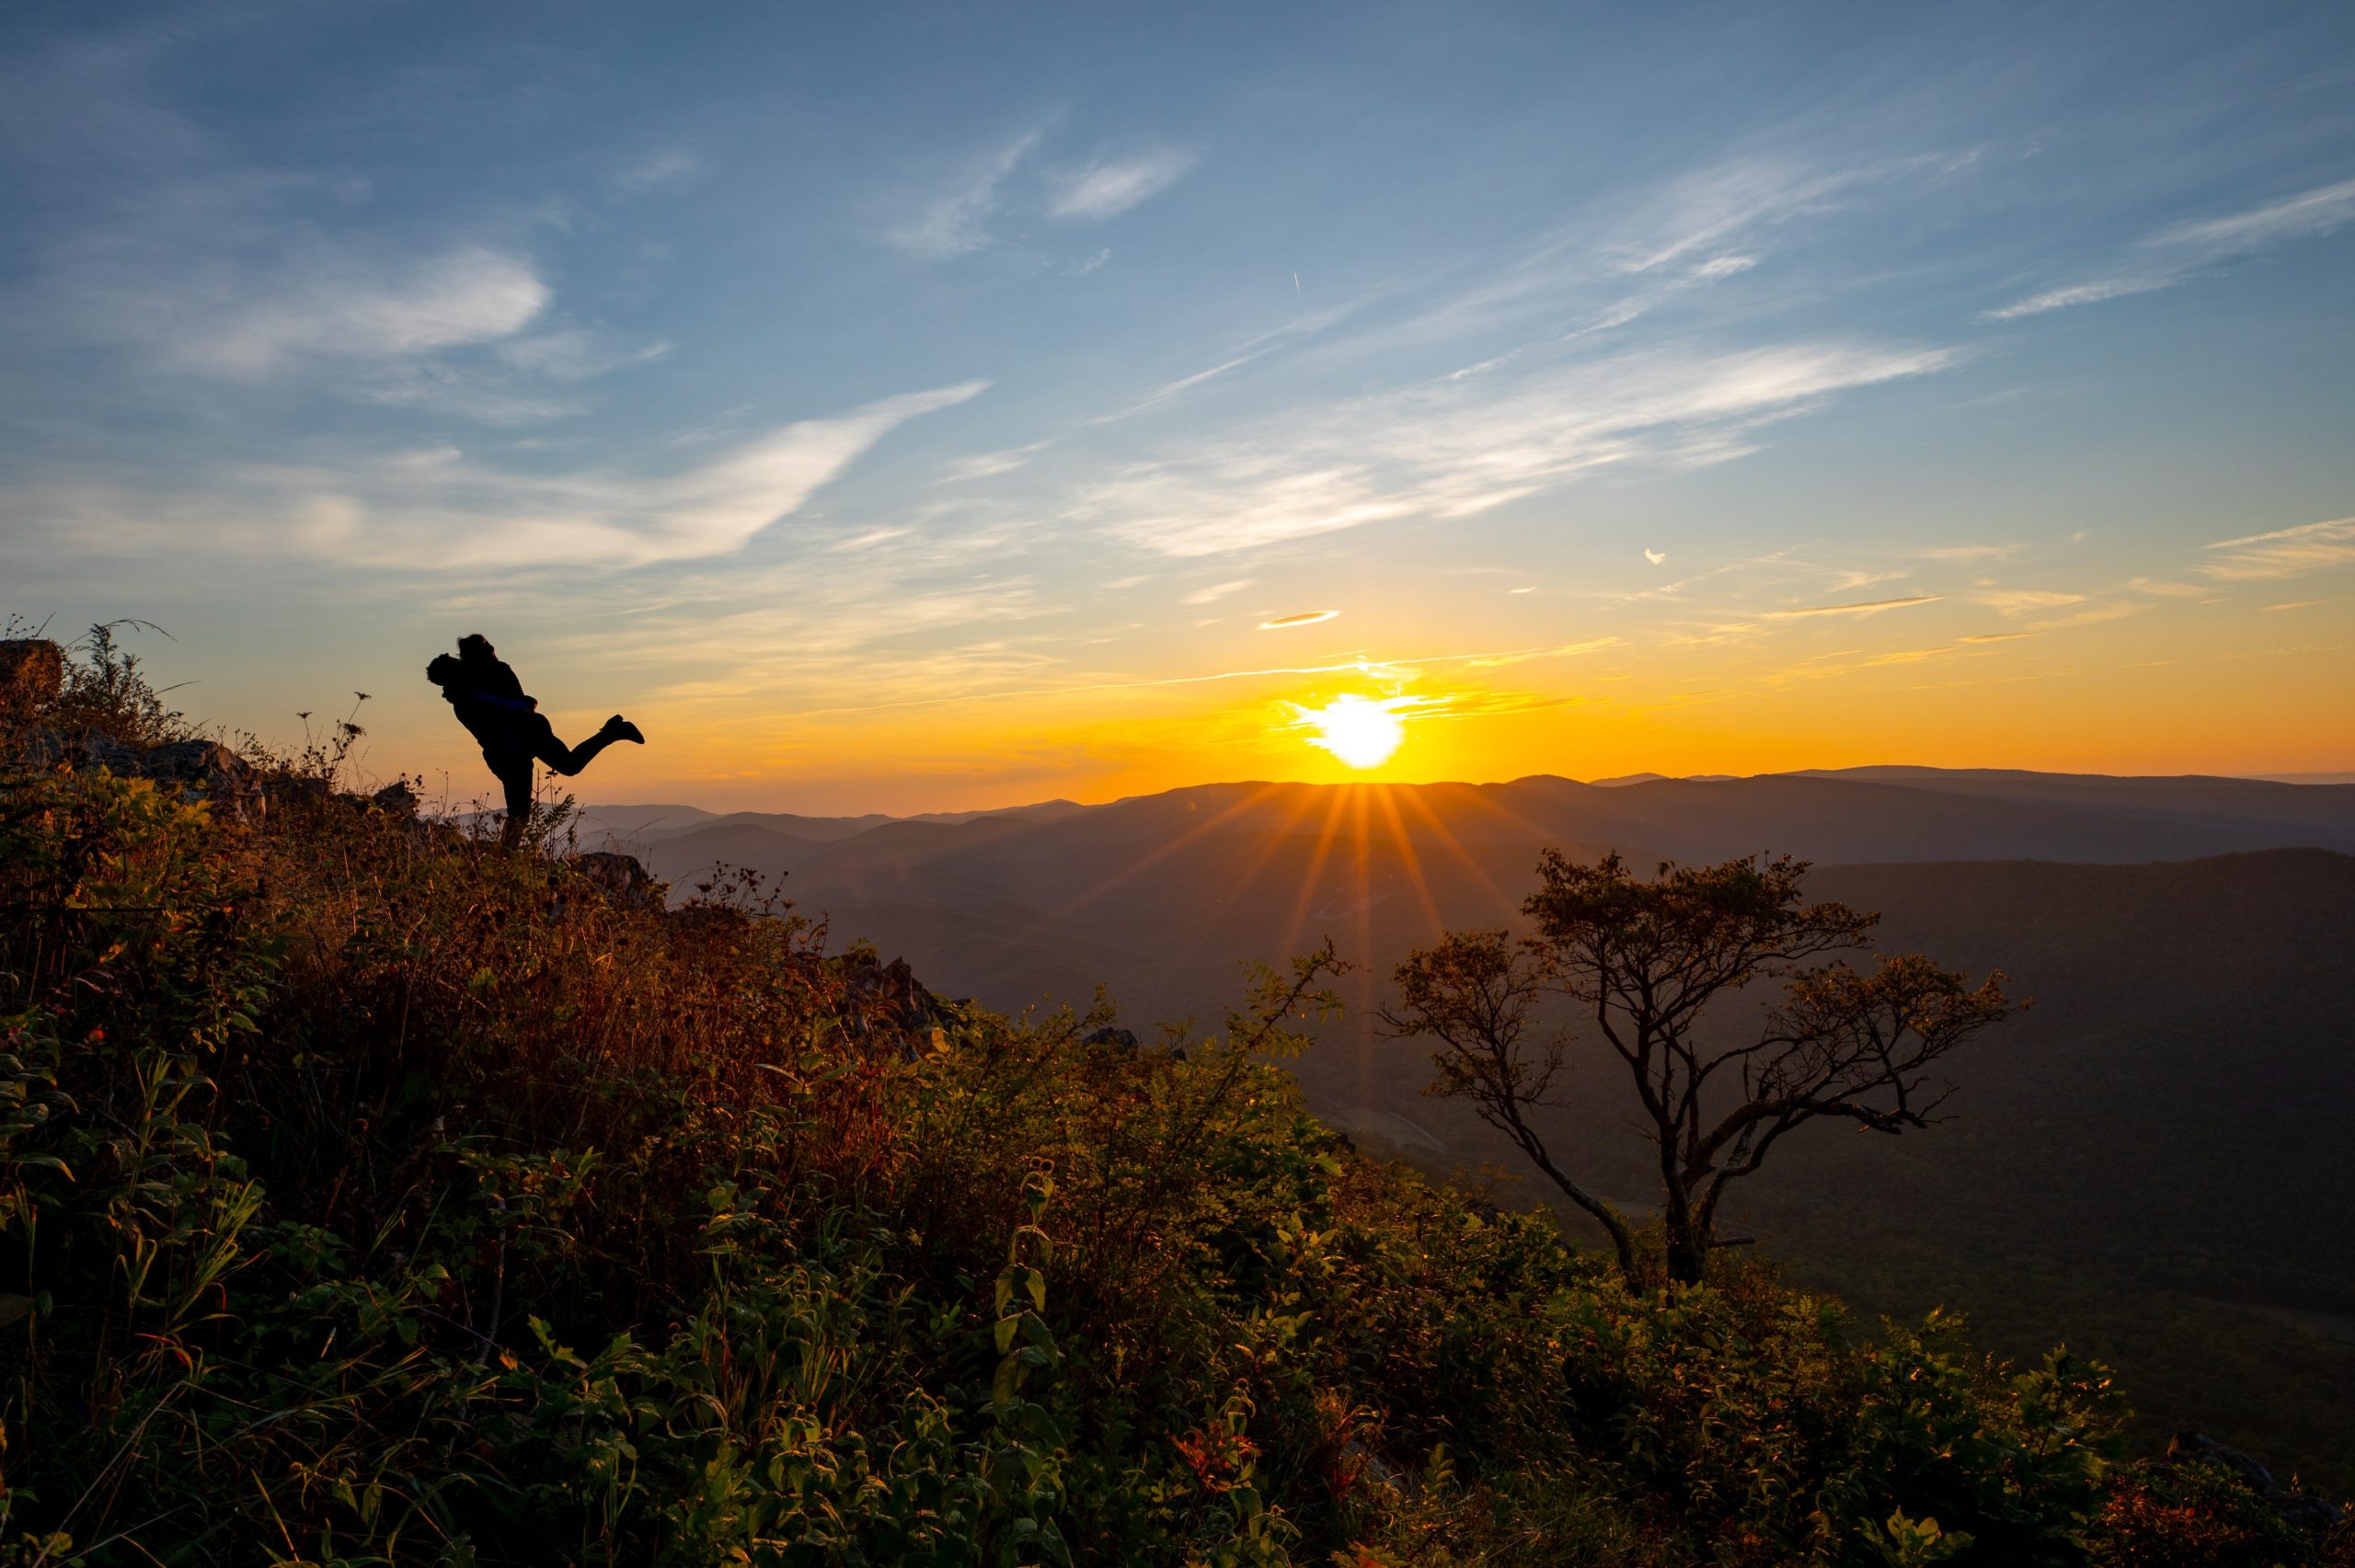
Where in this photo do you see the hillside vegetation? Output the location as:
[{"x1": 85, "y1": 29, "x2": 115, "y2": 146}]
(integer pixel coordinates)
[
  {"x1": 585, "y1": 774, "x2": 2355, "y2": 1492},
  {"x1": 1, "y1": 635, "x2": 2347, "y2": 1565}
]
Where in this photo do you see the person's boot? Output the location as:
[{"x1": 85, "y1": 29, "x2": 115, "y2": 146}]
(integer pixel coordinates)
[{"x1": 604, "y1": 715, "x2": 646, "y2": 745}]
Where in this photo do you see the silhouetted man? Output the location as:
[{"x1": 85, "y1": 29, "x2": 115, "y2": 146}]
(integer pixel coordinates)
[{"x1": 426, "y1": 635, "x2": 643, "y2": 847}]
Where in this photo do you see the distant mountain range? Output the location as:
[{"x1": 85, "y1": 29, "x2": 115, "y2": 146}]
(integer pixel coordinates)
[
  {"x1": 584, "y1": 766, "x2": 2355, "y2": 868},
  {"x1": 575, "y1": 764, "x2": 2355, "y2": 1047},
  {"x1": 577, "y1": 765, "x2": 2355, "y2": 1484}
]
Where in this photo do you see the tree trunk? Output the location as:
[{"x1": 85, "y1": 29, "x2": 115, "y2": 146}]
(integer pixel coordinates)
[{"x1": 1662, "y1": 1194, "x2": 1707, "y2": 1286}]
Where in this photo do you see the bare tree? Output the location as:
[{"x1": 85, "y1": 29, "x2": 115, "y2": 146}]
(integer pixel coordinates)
[{"x1": 1383, "y1": 851, "x2": 2014, "y2": 1288}]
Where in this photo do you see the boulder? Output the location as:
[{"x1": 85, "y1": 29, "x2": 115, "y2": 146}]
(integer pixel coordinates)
[
  {"x1": 838, "y1": 952, "x2": 946, "y2": 1034},
  {"x1": 569, "y1": 850, "x2": 668, "y2": 913},
  {"x1": 84, "y1": 734, "x2": 266, "y2": 823}
]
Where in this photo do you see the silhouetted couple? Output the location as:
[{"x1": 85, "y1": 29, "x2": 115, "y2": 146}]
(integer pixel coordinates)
[{"x1": 427, "y1": 635, "x2": 644, "y2": 848}]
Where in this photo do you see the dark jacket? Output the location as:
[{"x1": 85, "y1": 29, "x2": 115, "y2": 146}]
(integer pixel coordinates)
[{"x1": 427, "y1": 649, "x2": 543, "y2": 766}]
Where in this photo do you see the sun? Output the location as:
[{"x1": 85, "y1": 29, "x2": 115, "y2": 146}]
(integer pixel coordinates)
[{"x1": 1295, "y1": 693, "x2": 1408, "y2": 769}]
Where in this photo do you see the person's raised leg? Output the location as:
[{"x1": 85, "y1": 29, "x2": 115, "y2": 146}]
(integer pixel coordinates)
[{"x1": 535, "y1": 715, "x2": 645, "y2": 776}]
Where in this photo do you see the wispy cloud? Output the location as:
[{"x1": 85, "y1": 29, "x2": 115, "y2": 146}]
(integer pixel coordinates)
[
  {"x1": 616, "y1": 150, "x2": 701, "y2": 195},
  {"x1": 1259, "y1": 610, "x2": 1338, "y2": 630},
  {"x1": 1047, "y1": 148, "x2": 1197, "y2": 220},
  {"x1": 496, "y1": 327, "x2": 671, "y2": 383},
  {"x1": 939, "y1": 441, "x2": 1052, "y2": 482},
  {"x1": 35, "y1": 381, "x2": 990, "y2": 571},
  {"x1": 885, "y1": 130, "x2": 1044, "y2": 259},
  {"x1": 1977, "y1": 589, "x2": 2086, "y2": 617},
  {"x1": 1072, "y1": 338, "x2": 1961, "y2": 556},
  {"x1": 742, "y1": 640, "x2": 1619, "y2": 723},
  {"x1": 1916, "y1": 543, "x2": 2021, "y2": 562},
  {"x1": 1461, "y1": 637, "x2": 1617, "y2": 670},
  {"x1": 1763, "y1": 594, "x2": 1940, "y2": 619},
  {"x1": 1983, "y1": 177, "x2": 2355, "y2": 321},
  {"x1": 2201, "y1": 515, "x2": 2355, "y2": 580},
  {"x1": 1183, "y1": 578, "x2": 1256, "y2": 605},
  {"x1": 1604, "y1": 155, "x2": 1895, "y2": 274},
  {"x1": 162, "y1": 246, "x2": 548, "y2": 377},
  {"x1": 1086, "y1": 350, "x2": 1269, "y2": 424}
]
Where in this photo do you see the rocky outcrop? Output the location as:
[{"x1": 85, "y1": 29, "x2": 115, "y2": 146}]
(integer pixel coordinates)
[
  {"x1": 838, "y1": 953, "x2": 945, "y2": 1034},
  {"x1": 2165, "y1": 1431, "x2": 2344, "y2": 1535},
  {"x1": 81, "y1": 734, "x2": 268, "y2": 823},
  {"x1": 372, "y1": 780, "x2": 420, "y2": 818},
  {"x1": 569, "y1": 850, "x2": 668, "y2": 913}
]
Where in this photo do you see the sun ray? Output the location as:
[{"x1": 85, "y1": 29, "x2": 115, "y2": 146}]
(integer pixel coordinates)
[
  {"x1": 1442, "y1": 779, "x2": 1571, "y2": 850},
  {"x1": 1392, "y1": 784, "x2": 1516, "y2": 912},
  {"x1": 1280, "y1": 786, "x2": 1356, "y2": 959},
  {"x1": 1350, "y1": 781, "x2": 1376, "y2": 980},
  {"x1": 1218, "y1": 774, "x2": 1343, "y2": 911},
  {"x1": 1373, "y1": 783, "x2": 1448, "y2": 943},
  {"x1": 1048, "y1": 781, "x2": 1292, "y2": 920},
  {"x1": 1349, "y1": 785, "x2": 1381, "y2": 1089}
]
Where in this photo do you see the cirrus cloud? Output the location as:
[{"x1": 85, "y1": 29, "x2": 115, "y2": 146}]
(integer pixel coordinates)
[
  {"x1": 162, "y1": 246, "x2": 548, "y2": 377},
  {"x1": 1071, "y1": 338, "x2": 1962, "y2": 557},
  {"x1": 1046, "y1": 148, "x2": 1197, "y2": 221}
]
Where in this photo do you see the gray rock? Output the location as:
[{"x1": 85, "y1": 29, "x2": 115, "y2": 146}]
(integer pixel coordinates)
[
  {"x1": 84, "y1": 735, "x2": 266, "y2": 823},
  {"x1": 569, "y1": 850, "x2": 668, "y2": 912}
]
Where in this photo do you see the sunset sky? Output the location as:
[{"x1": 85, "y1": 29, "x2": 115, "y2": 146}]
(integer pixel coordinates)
[{"x1": 5, "y1": 3, "x2": 2352, "y2": 813}]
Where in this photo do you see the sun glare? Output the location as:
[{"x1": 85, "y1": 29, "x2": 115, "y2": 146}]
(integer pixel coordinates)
[{"x1": 1296, "y1": 693, "x2": 1408, "y2": 769}]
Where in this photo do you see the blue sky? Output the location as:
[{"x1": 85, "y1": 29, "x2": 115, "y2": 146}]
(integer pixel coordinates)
[{"x1": 5, "y1": 3, "x2": 2352, "y2": 809}]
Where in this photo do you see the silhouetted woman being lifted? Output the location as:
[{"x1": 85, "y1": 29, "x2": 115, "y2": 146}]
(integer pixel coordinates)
[{"x1": 427, "y1": 635, "x2": 644, "y2": 847}]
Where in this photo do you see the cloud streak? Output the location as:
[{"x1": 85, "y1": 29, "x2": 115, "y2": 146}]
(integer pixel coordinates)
[
  {"x1": 1763, "y1": 594, "x2": 1940, "y2": 618},
  {"x1": 37, "y1": 381, "x2": 991, "y2": 571},
  {"x1": 885, "y1": 130, "x2": 1044, "y2": 259},
  {"x1": 160, "y1": 246, "x2": 549, "y2": 377},
  {"x1": 1983, "y1": 177, "x2": 2355, "y2": 321},
  {"x1": 1072, "y1": 338, "x2": 1962, "y2": 556},
  {"x1": 2201, "y1": 516, "x2": 2355, "y2": 581},
  {"x1": 1047, "y1": 148, "x2": 1196, "y2": 220}
]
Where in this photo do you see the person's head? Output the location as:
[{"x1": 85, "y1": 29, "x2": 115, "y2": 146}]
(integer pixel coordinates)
[{"x1": 457, "y1": 633, "x2": 496, "y2": 663}]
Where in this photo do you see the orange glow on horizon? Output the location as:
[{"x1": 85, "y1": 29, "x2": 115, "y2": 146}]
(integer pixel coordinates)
[{"x1": 384, "y1": 592, "x2": 2355, "y2": 818}]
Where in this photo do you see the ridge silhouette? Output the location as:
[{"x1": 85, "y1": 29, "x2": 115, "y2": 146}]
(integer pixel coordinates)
[{"x1": 426, "y1": 634, "x2": 643, "y2": 846}]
